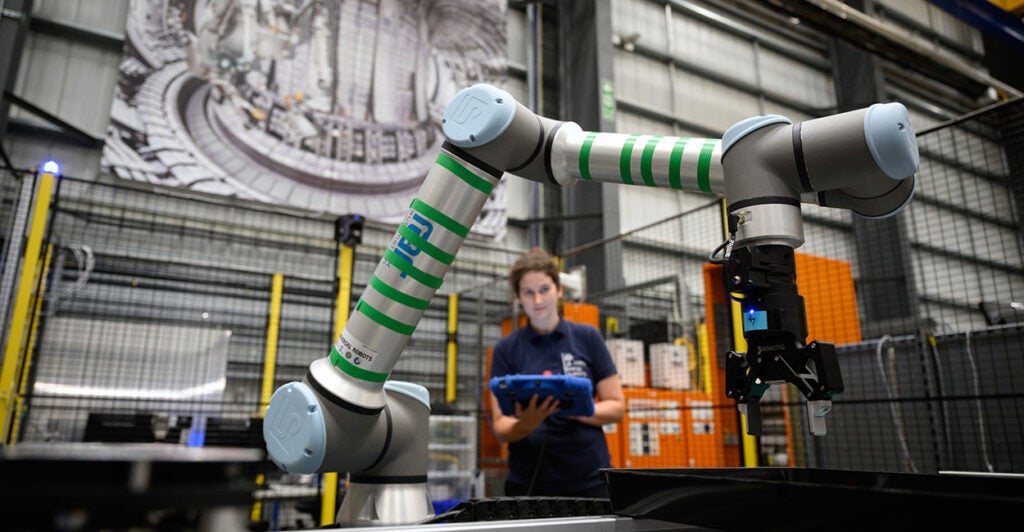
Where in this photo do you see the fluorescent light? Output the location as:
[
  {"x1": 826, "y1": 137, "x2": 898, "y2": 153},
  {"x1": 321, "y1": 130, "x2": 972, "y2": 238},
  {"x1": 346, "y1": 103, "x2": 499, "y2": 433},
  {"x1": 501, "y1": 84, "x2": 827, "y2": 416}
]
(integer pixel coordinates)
[{"x1": 34, "y1": 378, "x2": 226, "y2": 400}]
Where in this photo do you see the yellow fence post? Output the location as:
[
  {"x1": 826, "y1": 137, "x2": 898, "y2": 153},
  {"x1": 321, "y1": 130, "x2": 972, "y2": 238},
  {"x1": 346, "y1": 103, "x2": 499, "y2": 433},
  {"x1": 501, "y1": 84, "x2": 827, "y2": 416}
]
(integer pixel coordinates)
[
  {"x1": 721, "y1": 199, "x2": 759, "y2": 467},
  {"x1": 446, "y1": 294, "x2": 458, "y2": 403},
  {"x1": 0, "y1": 169, "x2": 56, "y2": 444},
  {"x1": 10, "y1": 243, "x2": 54, "y2": 442},
  {"x1": 251, "y1": 273, "x2": 284, "y2": 523},
  {"x1": 321, "y1": 241, "x2": 356, "y2": 526}
]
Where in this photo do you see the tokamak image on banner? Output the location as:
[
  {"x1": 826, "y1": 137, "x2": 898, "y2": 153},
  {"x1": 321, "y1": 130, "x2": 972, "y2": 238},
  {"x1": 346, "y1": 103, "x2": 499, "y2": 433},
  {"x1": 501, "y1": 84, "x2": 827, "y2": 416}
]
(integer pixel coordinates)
[{"x1": 101, "y1": 0, "x2": 508, "y2": 238}]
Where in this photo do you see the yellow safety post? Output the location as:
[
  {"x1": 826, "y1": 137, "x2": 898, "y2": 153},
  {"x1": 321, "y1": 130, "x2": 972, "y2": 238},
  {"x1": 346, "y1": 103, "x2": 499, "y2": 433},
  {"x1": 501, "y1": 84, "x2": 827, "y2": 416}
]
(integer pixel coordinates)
[
  {"x1": 321, "y1": 240, "x2": 356, "y2": 526},
  {"x1": 445, "y1": 294, "x2": 458, "y2": 403},
  {"x1": 721, "y1": 199, "x2": 758, "y2": 467},
  {"x1": 0, "y1": 169, "x2": 56, "y2": 444},
  {"x1": 260, "y1": 273, "x2": 284, "y2": 416},
  {"x1": 10, "y1": 243, "x2": 54, "y2": 442},
  {"x1": 731, "y1": 298, "x2": 759, "y2": 467},
  {"x1": 696, "y1": 323, "x2": 713, "y2": 395},
  {"x1": 251, "y1": 273, "x2": 284, "y2": 523},
  {"x1": 606, "y1": 317, "x2": 619, "y2": 335},
  {"x1": 334, "y1": 244, "x2": 354, "y2": 337}
]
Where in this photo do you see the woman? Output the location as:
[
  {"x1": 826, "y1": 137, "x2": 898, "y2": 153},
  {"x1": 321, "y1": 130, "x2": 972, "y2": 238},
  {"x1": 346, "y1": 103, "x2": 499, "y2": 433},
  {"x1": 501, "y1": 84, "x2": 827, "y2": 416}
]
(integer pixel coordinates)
[{"x1": 489, "y1": 247, "x2": 625, "y2": 499}]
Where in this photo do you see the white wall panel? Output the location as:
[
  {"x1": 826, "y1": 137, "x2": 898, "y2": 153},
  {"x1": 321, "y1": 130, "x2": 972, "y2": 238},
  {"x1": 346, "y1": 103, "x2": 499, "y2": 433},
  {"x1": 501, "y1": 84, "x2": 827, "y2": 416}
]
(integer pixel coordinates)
[
  {"x1": 963, "y1": 177, "x2": 1017, "y2": 225},
  {"x1": 506, "y1": 7, "x2": 528, "y2": 69},
  {"x1": 612, "y1": 0, "x2": 669, "y2": 53},
  {"x1": 620, "y1": 197, "x2": 723, "y2": 251},
  {"x1": 877, "y1": 0, "x2": 983, "y2": 53},
  {"x1": 5, "y1": 134, "x2": 102, "y2": 178},
  {"x1": 672, "y1": 68, "x2": 761, "y2": 133},
  {"x1": 757, "y1": 47, "x2": 835, "y2": 110},
  {"x1": 876, "y1": 0, "x2": 985, "y2": 61},
  {"x1": 908, "y1": 204, "x2": 1019, "y2": 268},
  {"x1": 614, "y1": 49, "x2": 673, "y2": 110},
  {"x1": 10, "y1": 0, "x2": 129, "y2": 139},
  {"x1": 33, "y1": 0, "x2": 131, "y2": 35},
  {"x1": 920, "y1": 302, "x2": 988, "y2": 331},
  {"x1": 621, "y1": 188, "x2": 691, "y2": 233},
  {"x1": 913, "y1": 160, "x2": 1015, "y2": 225},
  {"x1": 760, "y1": 101, "x2": 816, "y2": 124},
  {"x1": 620, "y1": 247, "x2": 706, "y2": 292},
  {"x1": 909, "y1": 250, "x2": 1017, "y2": 314},
  {"x1": 615, "y1": 110, "x2": 675, "y2": 136},
  {"x1": 500, "y1": 76, "x2": 528, "y2": 105},
  {"x1": 669, "y1": 10, "x2": 757, "y2": 86},
  {"x1": 12, "y1": 33, "x2": 121, "y2": 138},
  {"x1": 876, "y1": 0, "x2": 931, "y2": 26}
]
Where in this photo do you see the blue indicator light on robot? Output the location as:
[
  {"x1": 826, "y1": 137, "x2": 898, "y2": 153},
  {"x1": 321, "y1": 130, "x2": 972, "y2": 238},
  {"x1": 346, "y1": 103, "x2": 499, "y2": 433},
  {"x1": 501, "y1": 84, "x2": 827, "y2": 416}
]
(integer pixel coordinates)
[
  {"x1": 744, "y1": 308, "x2": 768, "y2": 332},
  {"x1": 41, "y1": 160, "x2": 61, "y2": 177}
]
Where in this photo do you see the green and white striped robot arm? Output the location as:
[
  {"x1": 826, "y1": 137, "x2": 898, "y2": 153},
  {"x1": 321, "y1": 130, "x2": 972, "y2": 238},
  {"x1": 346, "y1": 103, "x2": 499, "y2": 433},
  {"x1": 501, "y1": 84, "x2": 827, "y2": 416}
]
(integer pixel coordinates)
[{"x1": 262, "y1": 83, "x2": 919, "y2": 526}]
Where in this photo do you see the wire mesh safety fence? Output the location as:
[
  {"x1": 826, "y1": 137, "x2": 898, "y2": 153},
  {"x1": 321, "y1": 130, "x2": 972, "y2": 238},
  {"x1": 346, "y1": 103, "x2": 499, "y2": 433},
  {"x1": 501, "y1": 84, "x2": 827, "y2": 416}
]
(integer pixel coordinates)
[
  {"x1": 812, "y1": 97, "x2": 1024, "y2": 474},
  {"x1": 0, "y1": 174, "x2": 518, "y2": 525},
  {"x1": 551, "y1": 97, "x2": 1024, "y2": 474}
]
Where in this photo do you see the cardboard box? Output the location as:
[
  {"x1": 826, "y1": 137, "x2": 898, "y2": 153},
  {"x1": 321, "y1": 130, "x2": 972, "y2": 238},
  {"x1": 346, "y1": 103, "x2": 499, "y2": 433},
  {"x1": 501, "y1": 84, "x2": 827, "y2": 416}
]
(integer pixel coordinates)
[
  {"x1": 649, "y1": 343, "x2": 690, "y2": 390},
  {"x1": 606, "y1": 339, "x2": 646, "y2": 387}
]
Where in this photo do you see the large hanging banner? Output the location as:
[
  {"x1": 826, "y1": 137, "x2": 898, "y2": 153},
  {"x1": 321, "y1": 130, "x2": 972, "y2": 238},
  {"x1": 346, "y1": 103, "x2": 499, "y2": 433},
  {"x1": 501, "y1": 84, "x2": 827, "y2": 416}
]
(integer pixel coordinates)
[{"x1": 102, "y1": 0, "x2": 508, "y2": 238}]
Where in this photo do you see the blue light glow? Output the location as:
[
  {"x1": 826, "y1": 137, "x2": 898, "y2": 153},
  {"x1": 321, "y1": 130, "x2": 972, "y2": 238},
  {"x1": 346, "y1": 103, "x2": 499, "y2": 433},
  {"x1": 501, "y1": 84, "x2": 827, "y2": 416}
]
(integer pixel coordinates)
[{"x1": 41, "y1": 160, "x2": 61, "y2": 176}]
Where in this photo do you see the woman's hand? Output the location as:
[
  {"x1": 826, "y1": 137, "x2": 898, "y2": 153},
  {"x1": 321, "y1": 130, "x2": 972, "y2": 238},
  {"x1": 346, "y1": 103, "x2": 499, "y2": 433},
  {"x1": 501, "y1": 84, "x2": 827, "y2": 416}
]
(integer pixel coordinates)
[
  {"x1": 514, "y1": 394, "x2": 560, "y2": 432},
  {"x1": 491, "y1": 392, "x2": 560, "y2": 442}
]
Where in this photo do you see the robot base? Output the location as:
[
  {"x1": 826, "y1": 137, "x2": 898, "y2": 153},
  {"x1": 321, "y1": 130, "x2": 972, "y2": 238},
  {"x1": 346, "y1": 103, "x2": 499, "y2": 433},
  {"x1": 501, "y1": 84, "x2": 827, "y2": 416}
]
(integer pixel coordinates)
[{"x1": 336, "y1": 479, "x2": 433, "y2": 526}]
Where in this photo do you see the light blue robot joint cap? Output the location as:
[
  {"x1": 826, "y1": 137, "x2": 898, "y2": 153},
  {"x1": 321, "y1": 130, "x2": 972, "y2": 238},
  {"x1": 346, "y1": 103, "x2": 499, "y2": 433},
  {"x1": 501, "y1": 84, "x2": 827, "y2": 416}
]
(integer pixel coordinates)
[
  {"x1": 263, "y1": 381, "x2": 327, "y2": 474},
  {"x1": 384, "y1": 380, "x2": 431, "y2": 411},
  {"x1": 864, "y1": 102, "x2": 919, "y2": 180},
  {"x1": 721, "y1": 115, "x2": 792, "y2": 157},
  {"x1": 441, "y1": 84, "x2": 516, "y2": 148}
]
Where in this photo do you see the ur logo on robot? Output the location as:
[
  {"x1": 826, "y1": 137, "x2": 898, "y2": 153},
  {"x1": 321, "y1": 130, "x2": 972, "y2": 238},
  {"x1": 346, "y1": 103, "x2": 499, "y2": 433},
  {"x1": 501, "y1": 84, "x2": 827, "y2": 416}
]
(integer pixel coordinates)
[{"x1": 393, "y1": 212, "x2": 434, "y2": 279}]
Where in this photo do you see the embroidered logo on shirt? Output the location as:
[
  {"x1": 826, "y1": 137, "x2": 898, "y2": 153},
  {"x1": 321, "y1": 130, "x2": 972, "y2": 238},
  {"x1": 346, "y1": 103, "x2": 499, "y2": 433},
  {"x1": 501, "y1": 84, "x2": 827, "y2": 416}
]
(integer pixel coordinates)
[{"x1": 561, "y1": 352, "x2": 589, "y2": 378}]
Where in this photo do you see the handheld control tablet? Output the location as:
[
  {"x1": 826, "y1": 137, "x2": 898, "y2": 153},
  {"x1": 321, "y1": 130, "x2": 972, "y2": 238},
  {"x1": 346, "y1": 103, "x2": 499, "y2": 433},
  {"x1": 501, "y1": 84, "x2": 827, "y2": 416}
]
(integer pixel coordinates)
[{"x1": 489, "y1": 374, "x2": 595, "y2": 417}]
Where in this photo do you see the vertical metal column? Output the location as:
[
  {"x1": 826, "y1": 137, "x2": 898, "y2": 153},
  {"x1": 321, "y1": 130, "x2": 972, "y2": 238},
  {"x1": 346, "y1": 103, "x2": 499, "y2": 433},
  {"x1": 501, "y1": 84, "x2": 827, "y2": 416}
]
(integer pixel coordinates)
[
  {"x1": 321, "y1": 213, "x2": 361, "y2": 526},
  {"x1": 830, "y1": 0, "x2": 920, "y2": 336},
  {"x1": 0, "y1": 175, "x2": 35, "y2": 350},
  {"x1": 558, "y1": 0, "x2": 622, "y2": 296},
  {"x1": 0, "y1": 0, "x2": 33, "y2": 136}
]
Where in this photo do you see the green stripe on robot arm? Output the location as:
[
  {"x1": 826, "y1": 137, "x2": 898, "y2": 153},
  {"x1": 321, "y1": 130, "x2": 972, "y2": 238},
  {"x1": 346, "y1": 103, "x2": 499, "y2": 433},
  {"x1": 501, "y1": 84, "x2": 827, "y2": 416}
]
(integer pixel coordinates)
[
  {"x1": 398, "y1": 224, "x2": 454, "y2": 265},
  {"x1": 329, "y1": 346, "x2": 388, "y2": 383},
  {"x1": 410, "y1": 199, "x2": 469, "y2": 238},
  {"x1": 436, "y1": 153, "x2": 495, "y2": 195},
  {"x1": 356, "y1": 299, "x2": 417, "y2": 335},
  {"x1": 370, "y1": 275, "x2": 430, "y2": 310}
]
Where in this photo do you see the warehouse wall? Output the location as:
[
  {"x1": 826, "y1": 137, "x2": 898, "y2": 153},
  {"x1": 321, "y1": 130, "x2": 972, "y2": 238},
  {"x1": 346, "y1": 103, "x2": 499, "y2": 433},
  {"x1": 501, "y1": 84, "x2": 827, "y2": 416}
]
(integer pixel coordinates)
[
  {"x1": 603, "y1": 0, "x2": 1016, "y2": 333},
  {"x1": 3, "y1": 1, "x2": 1000, "y2": 254},
  {"x1": 2, "y1": 0, "x2": 1020, "y2": 445}
]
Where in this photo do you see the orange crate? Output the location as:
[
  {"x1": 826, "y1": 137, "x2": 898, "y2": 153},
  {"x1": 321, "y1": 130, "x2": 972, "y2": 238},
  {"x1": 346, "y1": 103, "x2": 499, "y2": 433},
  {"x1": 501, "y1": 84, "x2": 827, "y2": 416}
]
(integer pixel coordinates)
[
  {"x1": 680, "y1": 390, "x2": 726, "y2": 467},
  {"x1": 620, "y1": 388, "x2": 688, "y2": 468}
]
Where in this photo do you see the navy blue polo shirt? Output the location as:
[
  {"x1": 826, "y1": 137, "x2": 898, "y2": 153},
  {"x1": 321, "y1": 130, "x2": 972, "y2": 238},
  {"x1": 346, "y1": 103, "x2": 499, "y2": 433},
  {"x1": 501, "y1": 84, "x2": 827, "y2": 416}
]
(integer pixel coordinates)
[{"x1": 490, "y1": 318, "x2": 617, "y2": 495}]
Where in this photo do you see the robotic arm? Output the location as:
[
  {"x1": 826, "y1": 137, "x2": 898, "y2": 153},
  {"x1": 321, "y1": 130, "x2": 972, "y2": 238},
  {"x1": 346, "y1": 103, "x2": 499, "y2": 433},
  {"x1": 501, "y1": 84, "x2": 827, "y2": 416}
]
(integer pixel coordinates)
[{"x1": 263, "y1": 84, "x2": 918, "y2": 525}]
